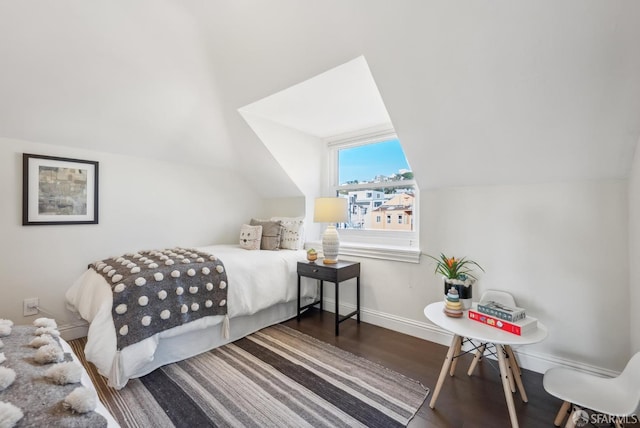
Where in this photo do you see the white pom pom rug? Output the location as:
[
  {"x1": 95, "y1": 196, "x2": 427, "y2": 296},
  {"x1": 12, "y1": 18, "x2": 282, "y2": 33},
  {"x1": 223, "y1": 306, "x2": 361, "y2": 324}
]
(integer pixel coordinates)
[{"x1": 70, "y1": 324, "x2": 429, "y2": 427}]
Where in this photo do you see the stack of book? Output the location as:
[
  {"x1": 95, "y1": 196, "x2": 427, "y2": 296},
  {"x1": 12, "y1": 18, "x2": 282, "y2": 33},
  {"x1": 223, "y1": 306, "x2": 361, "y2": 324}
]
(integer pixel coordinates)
[
  {"x1": 477, "y1": 300, "x2": 526, "y2": 321},
  {"x1": 468, "y1": 300, "x2": 537, "y2": 335}
]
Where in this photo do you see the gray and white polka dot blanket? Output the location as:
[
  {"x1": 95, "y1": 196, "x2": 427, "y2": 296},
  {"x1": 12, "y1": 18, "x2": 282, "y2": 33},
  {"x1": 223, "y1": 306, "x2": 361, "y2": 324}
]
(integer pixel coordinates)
[{"x1": 90, "y1": 248, "x2": 228, "y2": 350}]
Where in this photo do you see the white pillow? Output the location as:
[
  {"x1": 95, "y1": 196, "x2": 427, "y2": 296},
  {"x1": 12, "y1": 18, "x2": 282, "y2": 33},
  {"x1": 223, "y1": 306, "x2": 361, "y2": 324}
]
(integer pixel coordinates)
[
  {"x1": 239, "y1": 224, "x2": 262, "y2": 250},
  {"x1": 271, "y1": 217, "x2": 305, "y2": 250}
]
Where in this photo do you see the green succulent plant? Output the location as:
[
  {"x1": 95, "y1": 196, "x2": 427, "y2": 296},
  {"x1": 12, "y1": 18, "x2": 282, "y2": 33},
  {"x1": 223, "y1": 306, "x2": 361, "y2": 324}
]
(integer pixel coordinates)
[{"x1": 425, "y1": 253, "x2": 484, "y2": 280}]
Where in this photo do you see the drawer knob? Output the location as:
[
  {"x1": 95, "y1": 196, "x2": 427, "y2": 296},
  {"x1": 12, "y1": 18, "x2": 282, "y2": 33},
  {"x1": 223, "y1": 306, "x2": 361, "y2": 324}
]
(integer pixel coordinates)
[{"x1": 313, "y1": 269, "x2": 318, "y2": 273}]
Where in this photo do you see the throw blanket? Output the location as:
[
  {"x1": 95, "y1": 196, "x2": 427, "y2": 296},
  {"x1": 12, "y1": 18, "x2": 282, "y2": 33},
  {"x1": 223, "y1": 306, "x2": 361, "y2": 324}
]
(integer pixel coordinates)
[
  {"x1": 1, "y1": 326, "x2": 107, "y2": 427},
  {"x1": 91, "y1": 248, "x2": 228, "y2": 350}
]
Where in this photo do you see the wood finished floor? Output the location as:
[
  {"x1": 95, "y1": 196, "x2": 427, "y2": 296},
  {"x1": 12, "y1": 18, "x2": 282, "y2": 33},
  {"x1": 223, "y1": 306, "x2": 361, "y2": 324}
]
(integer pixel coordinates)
[{"x1": 283, "y1": 308, "x2": 563, "y2": 428}]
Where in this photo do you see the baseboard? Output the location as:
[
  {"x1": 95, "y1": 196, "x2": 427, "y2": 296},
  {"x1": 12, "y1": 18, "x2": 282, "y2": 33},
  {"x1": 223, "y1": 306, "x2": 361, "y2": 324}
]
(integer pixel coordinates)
[
  {"x1": 59, "y1": 320, "x2": 89, "y2": 341},
  {"x1": 321, "y1": 298, "x2": 621, "y2": 377},
  {"x1": 59, "y1": 300, "x2": 620, "y2": 378}
]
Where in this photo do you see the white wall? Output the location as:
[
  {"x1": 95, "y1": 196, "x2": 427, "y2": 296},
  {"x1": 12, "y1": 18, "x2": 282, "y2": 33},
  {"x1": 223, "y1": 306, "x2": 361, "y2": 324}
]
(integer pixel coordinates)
[
  {"x1": 0, "y1": 138, "x2": 262, "y2": 325},
  {"x1": 6, "y1": 136, "x2": 629, "y2": 373},
  {"x1": 629, "y1": 138, "x2": 640, "y2": 355},
  {"x1": 424, "y1": 181, "x2": 629, "y2": 370},
  {"x1": 260, "y1": 197, "x2": 306, "y2": 219},
  {"x1": 328, "y1": 180, "x2": 630, "y2": 373},
  {"x1": 239, "y1": 112, "x2": 325, "y2": 239},
  {"x1": 242, "y1": 108, "x2": 632, "y2": 372}
]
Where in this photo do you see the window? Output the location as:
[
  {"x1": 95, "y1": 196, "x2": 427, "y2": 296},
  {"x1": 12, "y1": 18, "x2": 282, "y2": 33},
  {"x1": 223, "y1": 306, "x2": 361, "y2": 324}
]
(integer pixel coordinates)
[{"x1": 326, "y1": 129, "x2": 419, "y2": 262}]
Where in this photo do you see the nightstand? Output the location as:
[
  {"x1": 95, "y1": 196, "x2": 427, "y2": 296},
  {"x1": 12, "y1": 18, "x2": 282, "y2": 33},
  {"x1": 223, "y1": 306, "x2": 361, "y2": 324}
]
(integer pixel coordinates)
[{"x1": 297, "y1": 260, "x2": 361, "y2": 335}]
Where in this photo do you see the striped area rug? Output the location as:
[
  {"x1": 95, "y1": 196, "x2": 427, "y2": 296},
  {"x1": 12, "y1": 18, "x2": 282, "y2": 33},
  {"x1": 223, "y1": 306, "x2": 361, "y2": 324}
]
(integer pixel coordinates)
[{"x1": 70, "y1": 324, "x2": 429, "y2": 427}]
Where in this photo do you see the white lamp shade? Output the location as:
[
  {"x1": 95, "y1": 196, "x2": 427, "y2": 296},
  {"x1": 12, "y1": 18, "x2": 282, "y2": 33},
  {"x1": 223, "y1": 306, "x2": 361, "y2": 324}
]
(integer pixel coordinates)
[{"x1": 313, "y1": 197, "x2": 348, "y2": 223}]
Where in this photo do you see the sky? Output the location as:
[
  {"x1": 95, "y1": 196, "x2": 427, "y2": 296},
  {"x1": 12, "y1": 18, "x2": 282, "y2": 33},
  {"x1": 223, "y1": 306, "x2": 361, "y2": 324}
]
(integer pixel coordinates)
[{"x1": 338, "y1": 139, "x2": 411, "y2": 184}]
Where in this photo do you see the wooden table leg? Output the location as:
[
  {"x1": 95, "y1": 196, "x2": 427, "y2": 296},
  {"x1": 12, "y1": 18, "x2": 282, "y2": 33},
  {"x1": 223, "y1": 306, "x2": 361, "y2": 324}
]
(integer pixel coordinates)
[
  {"x1": 497, "y1": 344, "x2": 520, "y2": 428},
  {"x1": 505, "y1": 345, "x2": 521, "y2": 375},
  {"x1": 554, "y1": 401, "x2": 571, "y2": 426},
  {"x1": 505, "y1": 346, "x2": 527, "y2": 402},
  {"x1": 467, "y1": 343, "x2": 486, "y2": 376},
  {"x1": 429, "y1": 334, "x2": 462, "y2": 409},
  {"x1": 507, "y1": 356, "x2": 517, "y2": 393},
  {"x1": 449, "y1": 336, "x2": 463, "y2": 376}
]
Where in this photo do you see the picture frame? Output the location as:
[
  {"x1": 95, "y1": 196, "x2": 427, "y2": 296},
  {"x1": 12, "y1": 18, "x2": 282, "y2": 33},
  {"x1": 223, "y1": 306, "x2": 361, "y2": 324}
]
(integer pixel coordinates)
[{"x1": 22, "y1": 153, "x2": 99, "y2": 225}]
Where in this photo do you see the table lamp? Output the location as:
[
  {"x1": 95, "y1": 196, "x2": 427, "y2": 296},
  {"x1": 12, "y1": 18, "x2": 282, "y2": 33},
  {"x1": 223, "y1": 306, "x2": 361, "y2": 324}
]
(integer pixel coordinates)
[{"x1": 314, "y1": 197, "x2": 348, "y2": 264}]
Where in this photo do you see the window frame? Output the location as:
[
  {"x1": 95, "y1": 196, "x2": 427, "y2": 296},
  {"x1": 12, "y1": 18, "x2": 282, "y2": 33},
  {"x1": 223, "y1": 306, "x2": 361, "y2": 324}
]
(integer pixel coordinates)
[{"x1": 324, "y1": 128, "x2": 420, "y2": 263}]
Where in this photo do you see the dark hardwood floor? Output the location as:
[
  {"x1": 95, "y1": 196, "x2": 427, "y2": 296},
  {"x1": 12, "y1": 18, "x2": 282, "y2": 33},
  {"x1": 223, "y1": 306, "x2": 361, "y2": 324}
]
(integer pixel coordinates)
[{"x1": 283, "y1": 308, "x2": 563, "y2": 428}]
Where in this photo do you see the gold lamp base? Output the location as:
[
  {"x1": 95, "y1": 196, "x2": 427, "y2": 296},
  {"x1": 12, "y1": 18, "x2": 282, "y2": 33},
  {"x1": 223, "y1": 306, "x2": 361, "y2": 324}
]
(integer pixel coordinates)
[{"x1": 323, "y1": 259, "x2": 338, "y2": 264}]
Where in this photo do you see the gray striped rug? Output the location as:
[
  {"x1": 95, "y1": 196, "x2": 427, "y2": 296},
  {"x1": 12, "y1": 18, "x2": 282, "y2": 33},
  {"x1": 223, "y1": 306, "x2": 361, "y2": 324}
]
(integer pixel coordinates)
[{"x1": 70, "y1": 324, "x2": 429, "y2": 427}]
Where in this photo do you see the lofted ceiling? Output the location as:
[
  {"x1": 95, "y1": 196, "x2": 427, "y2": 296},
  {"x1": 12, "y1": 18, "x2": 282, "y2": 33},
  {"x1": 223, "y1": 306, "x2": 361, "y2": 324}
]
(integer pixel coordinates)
[{"x1": 1, "y1": 1, "x2": 639, "y2": 197}]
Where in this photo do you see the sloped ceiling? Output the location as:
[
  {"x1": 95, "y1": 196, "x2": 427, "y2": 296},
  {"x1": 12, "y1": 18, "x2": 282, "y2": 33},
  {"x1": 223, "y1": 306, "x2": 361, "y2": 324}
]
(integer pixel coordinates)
[
  {"x1": 1, "y1": 1, "x2": 639, "y2": 197},
  {"x1": 239, "y1": 56, "x2": 392, "y2": 139}
]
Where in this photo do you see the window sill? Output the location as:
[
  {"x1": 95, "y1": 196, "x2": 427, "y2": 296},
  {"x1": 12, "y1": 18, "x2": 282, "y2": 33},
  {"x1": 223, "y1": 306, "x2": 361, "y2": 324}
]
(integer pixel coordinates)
[{"x1": 305, "y1": 241, "x2": 421, "y2": 264}]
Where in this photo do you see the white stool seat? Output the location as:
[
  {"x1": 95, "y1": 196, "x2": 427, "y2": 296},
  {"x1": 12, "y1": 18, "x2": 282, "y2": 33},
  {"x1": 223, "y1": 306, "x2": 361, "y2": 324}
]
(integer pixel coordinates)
[{"x1": 543, "y1": 352, "x2": 640, "y2": 424}]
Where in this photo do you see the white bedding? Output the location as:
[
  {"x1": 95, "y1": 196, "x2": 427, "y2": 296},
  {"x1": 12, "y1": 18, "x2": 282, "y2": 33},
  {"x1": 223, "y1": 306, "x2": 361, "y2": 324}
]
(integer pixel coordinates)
[{"x1": 66, "y1": 244, "x2": 315, "y2": 389}]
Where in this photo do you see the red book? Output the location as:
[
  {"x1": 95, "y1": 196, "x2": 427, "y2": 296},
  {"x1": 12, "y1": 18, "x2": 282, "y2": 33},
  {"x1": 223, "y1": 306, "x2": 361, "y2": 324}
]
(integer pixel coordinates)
[{"x1": 468, "y1": 309, "x2": 537, "y2": 336}]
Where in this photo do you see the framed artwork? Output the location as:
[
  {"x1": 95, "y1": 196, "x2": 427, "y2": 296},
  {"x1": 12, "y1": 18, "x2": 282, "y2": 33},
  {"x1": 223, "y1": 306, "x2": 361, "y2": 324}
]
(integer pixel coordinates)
[{"x1": 22, "y1": 153, "x2": 99, "y2": 225}]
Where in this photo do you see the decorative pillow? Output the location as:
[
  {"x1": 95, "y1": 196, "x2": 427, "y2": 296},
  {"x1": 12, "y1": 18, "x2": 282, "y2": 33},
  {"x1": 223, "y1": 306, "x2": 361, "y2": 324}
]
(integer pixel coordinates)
[
  {"x1": 250, "y1": 219, "x2": 282, "y2": 251},
  {"x1": 238, "y1": 224, "x2": 262, "y2": 250},
  {"x1": 271, "y1": 216, "x2": 305, "y2": 250}
]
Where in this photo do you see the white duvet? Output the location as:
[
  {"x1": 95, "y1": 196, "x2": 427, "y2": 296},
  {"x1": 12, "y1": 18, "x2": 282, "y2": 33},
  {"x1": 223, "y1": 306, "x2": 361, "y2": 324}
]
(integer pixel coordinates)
[{"x1": 66, "y1": 245, "x2": 313, "y2": 388}]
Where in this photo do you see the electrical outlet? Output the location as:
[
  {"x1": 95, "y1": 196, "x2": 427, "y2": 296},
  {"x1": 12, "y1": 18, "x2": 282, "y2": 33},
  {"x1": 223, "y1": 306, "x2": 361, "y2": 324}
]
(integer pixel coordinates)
[{"x1": 23, "y1": 297, "x2": 39, "y2": 316}]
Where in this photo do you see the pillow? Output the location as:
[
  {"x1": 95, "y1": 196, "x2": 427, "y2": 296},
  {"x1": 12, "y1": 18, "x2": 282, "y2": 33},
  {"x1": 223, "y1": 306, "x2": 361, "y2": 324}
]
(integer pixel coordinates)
[
  {"x1": 250, "y1": 219, "x2": 282, "y2": 250},
  {"x1": 238, "y1": 224, "x2": 262, "y2": 250},
  {"x1": 271, "y1": 216, "x2": 305, "y2": 250}
]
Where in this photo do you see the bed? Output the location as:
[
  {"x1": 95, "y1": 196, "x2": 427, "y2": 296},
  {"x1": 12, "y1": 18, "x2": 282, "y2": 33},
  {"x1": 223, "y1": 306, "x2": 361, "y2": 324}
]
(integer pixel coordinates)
[{"x1": 65, "y1": 244, "x2": 317, "y2": 389}]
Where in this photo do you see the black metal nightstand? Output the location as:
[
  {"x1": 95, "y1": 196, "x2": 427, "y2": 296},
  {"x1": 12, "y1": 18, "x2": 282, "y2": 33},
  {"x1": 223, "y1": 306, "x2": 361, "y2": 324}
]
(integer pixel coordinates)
[{"x1": 297, "y1": 260, "x2": 361, "y2": 335}]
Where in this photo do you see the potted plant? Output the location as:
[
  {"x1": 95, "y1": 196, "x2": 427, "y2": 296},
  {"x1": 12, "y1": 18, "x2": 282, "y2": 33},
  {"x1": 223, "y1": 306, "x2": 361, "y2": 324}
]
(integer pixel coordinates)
[
  {"x1": 306, "y1": 248, "x2": 318, "y2": 262},
  {"x1": 426, "y1": 253, "x2": 484, "y2": 308}
]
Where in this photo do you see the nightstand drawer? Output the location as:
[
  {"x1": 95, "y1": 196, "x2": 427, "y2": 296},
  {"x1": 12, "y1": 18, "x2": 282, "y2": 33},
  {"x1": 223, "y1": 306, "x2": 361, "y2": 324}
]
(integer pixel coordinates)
[
  {"x1": 297, "y1": 261, "x2": 360, "y2": 282},
  {"x1": 297, "y1": 262, "x2": 337, "y2": 281}
]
